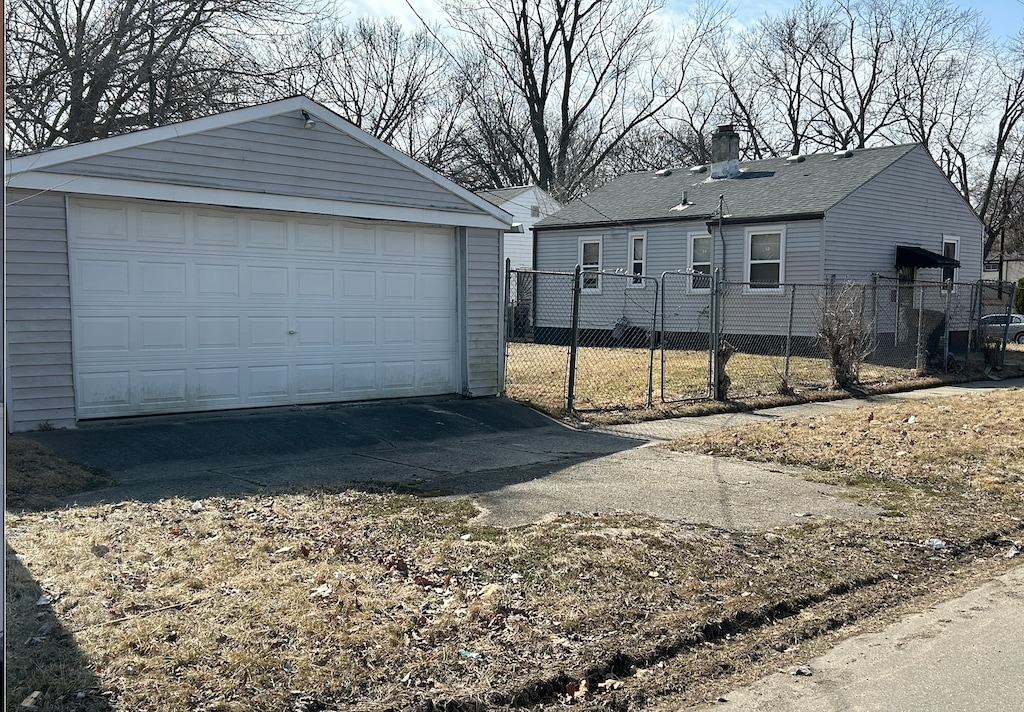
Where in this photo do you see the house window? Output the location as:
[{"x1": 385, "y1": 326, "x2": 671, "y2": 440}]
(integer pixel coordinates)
[
  {"x1": 580, "y1": 237, "x2": 602, "y2": 293},
  {"x1": 688, "y1": 232, "x2": 712, "y2": 292},
  {"x1": 745, "y1": 227, "x2": 785, "y2": 292},
  {"x1": 628, "y1": 232, "x2": 646, "y2": 286},
  {"x1": 530, "y1": 205, "x2": 540, "y2": 218},
  {"x1": 942, "y1": 235, "x2": 959, "y2": 287}
]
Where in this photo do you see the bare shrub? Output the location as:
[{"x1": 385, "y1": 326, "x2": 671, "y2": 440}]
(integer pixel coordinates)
[{"x1": 818, "y1": 282, "x2": 874, "y2": 389}]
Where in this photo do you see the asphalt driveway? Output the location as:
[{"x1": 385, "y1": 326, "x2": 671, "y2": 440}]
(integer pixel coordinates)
[{"x1": 23, "y1": 395, "x2": 877, "y2": 531}]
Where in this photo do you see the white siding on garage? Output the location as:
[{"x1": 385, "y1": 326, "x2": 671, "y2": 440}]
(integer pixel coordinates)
[
  {"x1": 824, "y1": 145, "x2": 984, "y2": 280},
  {"x1": 465, "y1": 227, "x2": 502, "y2": 396},
  {"x1": 4, "y1": 190, "x2": 77, "y2": 431},
  {"x1": 40, "y1": 115, "x2": 480, "y2": 215}
]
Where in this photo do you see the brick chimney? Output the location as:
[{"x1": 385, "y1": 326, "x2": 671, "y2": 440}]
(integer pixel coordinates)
[{"x1": 711, "y1": 124, "x2": 740, "y2": 179}]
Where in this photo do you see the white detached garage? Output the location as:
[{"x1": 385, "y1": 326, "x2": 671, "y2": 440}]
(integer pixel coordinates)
[{"x1": 5, "y1": 97, "x2": 511, "y2": 431}]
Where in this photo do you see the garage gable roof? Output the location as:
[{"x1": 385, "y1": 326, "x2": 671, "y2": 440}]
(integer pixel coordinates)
[{"x1": 6, "y1": 96, "x2": 510, "y2": 230}]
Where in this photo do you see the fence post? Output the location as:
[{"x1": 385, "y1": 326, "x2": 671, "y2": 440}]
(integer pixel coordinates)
[
  {"x1": 567, "y1": 264, "x2": 582, "y2": 412},
  {"x1": 871, "y1": 275, "x2": 878, "y2": 345},
  {"x1": 711, "y1": 269, "x2": 722, "y2": 401},
  {"x1": 504, "y1": 258, "x2": 512, "y2": 340},
  {"x1": 643, "y1": 276, "x2": 659, "y2": 405},
  {"x1": 943, "y1": 280, "x2": 952, "y2": 370},
  {"x1": 915, "y1": 284, "x2": 925, "y2": 373},
  {"x1": 783, "y1": 284, "x2": 796, "y2": 386}
]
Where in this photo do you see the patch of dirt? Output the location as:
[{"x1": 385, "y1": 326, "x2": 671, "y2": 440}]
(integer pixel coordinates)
[{"x1": 5, "y1": 437, "x2": 116, "y2": 511}]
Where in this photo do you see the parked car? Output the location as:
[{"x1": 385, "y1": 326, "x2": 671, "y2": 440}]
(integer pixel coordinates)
[{"x1": 980, "y1": 313, "x2": 1024, "y2": 344}]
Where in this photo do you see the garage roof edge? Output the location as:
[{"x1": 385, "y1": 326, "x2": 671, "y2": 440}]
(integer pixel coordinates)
[{"x1": 5, "y1": 96, "x2": 512, "y2": 230}]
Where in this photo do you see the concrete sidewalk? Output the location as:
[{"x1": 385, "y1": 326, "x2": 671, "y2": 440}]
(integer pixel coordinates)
[
  {"x1": 683, "y1": 563, "x2": 1024, "y2": 712},
  {"x1": 599, "y1": 378, "x2": 1024, "y2": 442}
]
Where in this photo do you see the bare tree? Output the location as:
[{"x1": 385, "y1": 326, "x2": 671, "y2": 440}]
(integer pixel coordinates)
[
  {"x1": 4, "y1": 0, "x2": 327, "y2": 153},
  {"x1": 976, "y1": 32, "x2": 1024, "y2": 253},
  {"x1": 442, "y1": 0, "x2": 721, "y2": 200},
  {"x1": 271, "y1": 17, "x2": 466, "y2": 169},
  {"x1": 743, "y1": 0, "x2": 832, "y2": 156},
  {"x1": 888, "y1": 0, "x2": 992, "y2": 198}
]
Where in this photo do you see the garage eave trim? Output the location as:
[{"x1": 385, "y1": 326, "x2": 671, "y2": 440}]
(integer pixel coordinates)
[{"x1": 7, "y1": 172, "x2": 510, "y2": 230}]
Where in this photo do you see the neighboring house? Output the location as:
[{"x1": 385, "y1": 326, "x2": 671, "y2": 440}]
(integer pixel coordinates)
[
  {"x1": 533, "y1": 125, "x2": 984, "y2": 343},
  {"x1": 984, "y1": 254, "x2": 1024, "y2": 284},
  {"x1": 476, "y1": 185, "x2": 561, "y2": 272},
  {"x1": 4, "y1": 96, "x2": 511, "y2": 432}
]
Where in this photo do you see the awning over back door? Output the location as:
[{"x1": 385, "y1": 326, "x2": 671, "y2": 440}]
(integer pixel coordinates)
[{"x1": 895, "y1": 245, "x2": 960, "y2": 269}]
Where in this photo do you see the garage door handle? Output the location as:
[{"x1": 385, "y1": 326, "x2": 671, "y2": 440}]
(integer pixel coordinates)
[{"x1": 288, "y1": 330, "x2": 297, "y2": 334}]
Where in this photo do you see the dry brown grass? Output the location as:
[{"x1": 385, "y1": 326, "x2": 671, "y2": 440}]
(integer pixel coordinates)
[
  {"x1": 506, "y1": 342, "x2": 931, "y2": 421},
  {"x1": 6, "y1": 389, "x2": 1024, "y2": 711}
]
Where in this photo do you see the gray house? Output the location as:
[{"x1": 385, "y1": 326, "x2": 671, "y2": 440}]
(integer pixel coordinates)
[
  {"x1": 533, "y1": 126, "x2": 984, "y2": 342},
  {"x1": 4, "y1": 96, "x2": 511, "y2": 432}
]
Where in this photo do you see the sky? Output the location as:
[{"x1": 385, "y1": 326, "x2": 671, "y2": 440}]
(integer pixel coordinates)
[{"x1": 342, "y1": 0, "x2": 1024, "y2": 40}]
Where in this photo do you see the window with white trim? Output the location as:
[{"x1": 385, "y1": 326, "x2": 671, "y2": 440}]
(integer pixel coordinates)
[
  {"x1": 580, "y1": 237, "x2": 602, "y2": 293},
  {"x1": 628, "y1": 232, "x2": 646, "y2": 286},
  {"x1": 942, "y1": 235, "x2": 959, "y2": 288},
  {"x1": 688, "y1": 231, "x2": 712, "y2": 292},
  {"x1": 745, "y1": 227, "x2": 785, "y2": 292}
]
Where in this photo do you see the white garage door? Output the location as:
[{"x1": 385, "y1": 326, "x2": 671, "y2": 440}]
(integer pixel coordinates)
[{"x1": 68, "y1": 199, "x2": 459, "y2": 419}]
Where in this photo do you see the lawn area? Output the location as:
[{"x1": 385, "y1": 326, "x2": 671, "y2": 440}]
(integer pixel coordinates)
[
  {"x1": 6, "y1": 388, "x2": 1023, "y2": 711},
  {"x1": 505, "y1": 341, "x2": 929, "y2": 418}
]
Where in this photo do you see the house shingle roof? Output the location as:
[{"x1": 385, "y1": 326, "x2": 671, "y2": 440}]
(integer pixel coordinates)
[
  {"x1": 476, "y1": 185, "x2": 534, "y2": 207},
  {"x1": 535, "y1": 143, "x2": 921, "y2": 230}
]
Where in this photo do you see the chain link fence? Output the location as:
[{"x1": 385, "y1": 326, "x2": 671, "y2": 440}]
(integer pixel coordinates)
[{"x1": 503, "y1": 262, "x2": 1017, "y2": 414}]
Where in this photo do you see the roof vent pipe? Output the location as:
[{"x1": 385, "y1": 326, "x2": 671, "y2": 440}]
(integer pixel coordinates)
[{"x1": 682, "y1": 190, "x2": 689, "y2": 205}]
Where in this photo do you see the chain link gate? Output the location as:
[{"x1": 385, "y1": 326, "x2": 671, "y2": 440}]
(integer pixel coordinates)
[
  {"x1": 503, "y1": 265, "x2": 577, "y2": 414},
  {"x1": 659, "y1": 271, "x2": 713, "y2": 403},
  {"x1": 569, "y1": 270, "x2": 659, "y2": 411}
]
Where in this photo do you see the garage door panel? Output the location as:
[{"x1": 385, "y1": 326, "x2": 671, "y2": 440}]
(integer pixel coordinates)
[
  {"x1": 77, "y1": 259, "x2": 129, "y2": 296},
  {"x1": 139, "y1": 261, "x2": 187, "y2": 295},
  {"x1": 382, "y1": 272, "x2": 416, "y2": 300},
  {"x1": 297, "y1": 268, "x2": 334, "y2": 298},
  {"x1": 248, "y1": 266, "x2": 288, "y2": 297},
  {"x1": 140, "y1": 370, "x2": 188, "y2": 405},
  {"x1": 194, "y1": 213, "x2": 239, "y2": 246},
  {"x1": 197, "y1": 264, "x2": 240, "y2": 296},
  {"x1": 197, "y1": 317, "x2": 241, "y2": 349},
  {"x1": 247, "y1": 218, "x2": 288, "y2": 249},
  {"x1": 139, "y1": 317, "x2": 187, "y2": 351},
  {"x1": 139, "y1": 209, "x2": 186, "y2": 243},
  {"x1": 70, "y1": 199, "x2": 459, "y2": 418}
]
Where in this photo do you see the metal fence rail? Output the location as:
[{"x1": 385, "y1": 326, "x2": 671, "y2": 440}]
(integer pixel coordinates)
[{"x1": 502, "y1": 260, "x2": 1017, "y2": 414}]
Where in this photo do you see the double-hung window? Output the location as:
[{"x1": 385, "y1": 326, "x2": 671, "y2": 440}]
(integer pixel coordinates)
[
  {"x1": 942, "y1": 235, "x2": 960, "y2": 289},
  {"x1": 688, "y1": 231, "x2": 712, "y2": 292},
  {"x1": 745, "y1": 227, "x2": 785, "y2": 292},
  {"x1": 580, "y1": 237, "x2": 602, "y2": 293},
  {"x1": 628, "y1": 232, "x2": 646, "y2": 287}
]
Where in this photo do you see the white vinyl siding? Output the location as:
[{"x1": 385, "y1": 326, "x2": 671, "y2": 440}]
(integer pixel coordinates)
[
  {"x1": 628, "y1": 232, "x2": 647, "y2": 287},
  {"x1": 688, "y1": 231, "x2": 712, "y2": 292},
  {"x1": 4, "y1": 190, "x2": 77, "y2": 431},
  {"x1": 580, "y1": 237, "x2": 602, "y2": 293},
  {"x1": 465, "y1": 227, "x2": 503, "y2": 396},
  {"x1": 745, "y1": 226, "x2": 785, "y2": 292}
]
